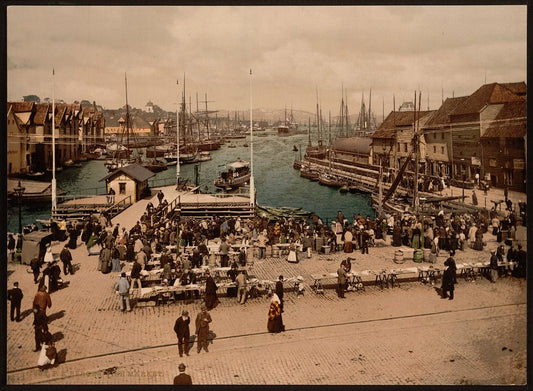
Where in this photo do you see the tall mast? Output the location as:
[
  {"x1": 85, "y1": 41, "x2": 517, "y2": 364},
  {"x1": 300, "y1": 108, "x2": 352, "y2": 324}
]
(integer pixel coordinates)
[
  {"x1": 413, "y1": 90, "x2": 420, "y2": 213},
  {"x1": 125, "y1": 73, "x2": 130, "y2": 150},
  {"x1": 249, "y1": 69, "x2": 255, "y2": 207},
  {"x1": 176, "y1": 79, "x2": 180, "y2": 186},
  {"x1": 308, "y1": 117, "x2": 311, "y2": 146},
  {"x1": 51, "y1": 68, "x2": 57, "y2": 213},
  {"x1": 369, "y1": 88, "x2": 372, "y2": 130},
  {"x1": 316, "y1": 87, "x2": 320, "y2": 147}
]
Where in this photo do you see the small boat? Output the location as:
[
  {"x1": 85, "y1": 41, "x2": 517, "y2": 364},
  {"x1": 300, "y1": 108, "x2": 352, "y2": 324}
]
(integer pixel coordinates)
[
  {"x1": 243, "y1": 143, "x2": 249, "y2": 147},
  {"x1": 143, "y1": 159, "x2": 168, "y2": 173},
  {"x1": 318, "y1": 173, "x2": 345, "y2": 188},
  {"x1": 214, "y1": 160, "x2": 251, "y2": 190},
  {"x1": 299, "y1": 165, "x2": 319, "y2": 181},
  {"x1": 197, "y1": 151, "x2": 212, "y2": 162},
  {"x1": 228, "y1": 144, "x2": 237, "y2": 148}
]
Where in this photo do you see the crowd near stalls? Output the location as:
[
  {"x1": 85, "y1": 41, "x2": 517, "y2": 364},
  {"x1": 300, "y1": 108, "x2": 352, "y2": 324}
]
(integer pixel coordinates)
[{"x1": 10, "y1": 189, "x2": 527, "y2": 365}]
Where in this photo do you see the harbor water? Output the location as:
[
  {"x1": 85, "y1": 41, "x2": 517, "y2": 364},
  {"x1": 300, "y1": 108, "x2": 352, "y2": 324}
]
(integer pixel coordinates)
[{"x1": 6, "y1": 129, "x2": 374, "y2": 233}]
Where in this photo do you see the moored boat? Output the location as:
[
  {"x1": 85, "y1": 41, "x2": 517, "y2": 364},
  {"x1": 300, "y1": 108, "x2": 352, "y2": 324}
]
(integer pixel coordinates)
[{"x1": 214, "y1": 160, "x2": 251, "y2": 190}]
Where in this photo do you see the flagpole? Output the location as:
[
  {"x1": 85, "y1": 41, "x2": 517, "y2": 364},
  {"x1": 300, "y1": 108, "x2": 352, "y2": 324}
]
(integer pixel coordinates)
[
  {"x1": 249, "y1": 68, "x2": 255, "y2": 208},
  {"x1": 51, "y1": 68, "x2": 57, "y2": 214}
]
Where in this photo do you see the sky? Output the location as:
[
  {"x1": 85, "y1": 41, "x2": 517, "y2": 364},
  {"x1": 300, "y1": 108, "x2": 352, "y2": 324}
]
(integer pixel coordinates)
[{"x1": 7, "y1": 5, "x2": 527, "y2": 117}]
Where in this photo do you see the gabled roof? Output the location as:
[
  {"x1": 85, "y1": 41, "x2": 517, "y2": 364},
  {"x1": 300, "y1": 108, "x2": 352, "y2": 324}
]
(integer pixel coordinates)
[
  {"x1": 373, "y1": 110, "x2": 434, "y2": 139},
  {"x1": 450, "y1": 83, "x2": 524, "y2": 117},
  {"x1": 424, "y1": 96, "x2": 468, "y2": 128},
  {"x1": 8, "y1": 101, "x2": 34, "y2": 113},
  {"x1": 481, "y1": 100, "x2": 527, "y2": 139},
  {"x1": 501, "y1": 82, "x2": 527, "y2": 96},
  {"x1": 34, "y1": 104, "x2": 50, "y2": 125},
  {"x1": 100, "y1": 163, "x2": 155, "y2": 183}
]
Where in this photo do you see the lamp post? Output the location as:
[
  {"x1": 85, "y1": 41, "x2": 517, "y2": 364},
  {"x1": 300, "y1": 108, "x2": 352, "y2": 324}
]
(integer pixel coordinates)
[
  {"x1": 460, "y1": 158, "x2": 465, "y2": 207},
  {"x1": 14, "y1": 180, "x2": 25, "y2": 234}
]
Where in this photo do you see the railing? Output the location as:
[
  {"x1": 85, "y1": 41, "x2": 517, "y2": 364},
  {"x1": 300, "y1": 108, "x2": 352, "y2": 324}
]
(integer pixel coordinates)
[{"x1": 105, "y1": 195, "x2": 132, "y2": 219}]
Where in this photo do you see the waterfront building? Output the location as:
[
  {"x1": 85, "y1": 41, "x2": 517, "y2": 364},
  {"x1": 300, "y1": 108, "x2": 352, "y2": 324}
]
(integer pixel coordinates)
[
  {"x1": 100, "y1": 163, "x2": 155, "y2": 203},
  {"x1": 369, "y1": 109, "x2": 435, "y2": 174},
  {"x1": 421, "y1": 96, "x2": 468, "y2": 178},
  {"x1": 7, "y1": 101, "x2": 106, "y2": 176},
  {"x1": 7, "y1": 102, "x2": 35, "y2": 175},
  {"x1": 479, "y1": 99, "x2": 527, "y2": 191},
  {"x1": 446, "y1": 82, "x2": 525, "y2": 185}
]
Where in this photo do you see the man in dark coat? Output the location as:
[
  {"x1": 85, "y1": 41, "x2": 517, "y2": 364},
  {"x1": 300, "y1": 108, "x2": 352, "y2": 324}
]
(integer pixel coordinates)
[
  {"x1": 30, "y1": 257, "x2": 41, "y2": 284},
  {"x1": 32, "y1": 305, "x2": 48, "y2": 352},
  {"x1": 195, "y1": 305, "x2": 212, "y2": 353},
  {"x1": 441, "y1": 258, "x2": 456, "y2": 300},
  {"x1": 204, "y1": 270, "x2": 219, "y2": 310},
  {"x1": 173, "y1": 363, "x2": 192, "y2": 385},
  {"x1": 7, "y1": 282, "x2": 23, "y2": 322},
  {"x1": 174, "y1": 310, "x2": 191, "y2": 357},
  {"x1": 275, "y1": 275, "x2": 284, "y2": 313},
  {"x1": 59, "y1": 245, "x2": 74, "y2": 275}
]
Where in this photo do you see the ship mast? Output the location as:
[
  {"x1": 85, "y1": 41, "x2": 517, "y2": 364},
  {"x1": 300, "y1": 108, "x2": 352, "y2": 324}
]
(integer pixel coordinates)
[
  {"x1": 51, "y1": 68, "x2": 57, "y2": 213},
  {"x1": 249, "y1": 68, "x2": 255, "y2": 207},
  {"x1": 176, "y1": 79, "x2": 180, "y2": 186}
]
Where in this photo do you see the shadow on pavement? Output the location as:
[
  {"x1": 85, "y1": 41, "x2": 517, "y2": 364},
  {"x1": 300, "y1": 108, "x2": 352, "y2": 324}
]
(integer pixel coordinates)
[
  {"x1": 56, "y1": 348, "x2": 67, "y2": 364},
  {"x1": 52, "y1": 331, "x2": 65, "y2": 343},
  {"x1": 19, "y1": 308, "x2": 34, "y2": 321},
  {"x1": 47, "y1": 310, "x2": 66, "y2": 323}
]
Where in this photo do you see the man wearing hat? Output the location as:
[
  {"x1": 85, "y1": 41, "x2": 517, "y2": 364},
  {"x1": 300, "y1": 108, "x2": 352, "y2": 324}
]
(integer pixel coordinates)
[
  {"x1": 174, "y1": 310, "x2": 191, "y2": 357},
  {"x1": 195, "y1": 305, "x2": 212, "y2": 353},
  {"x1": 173, "y1": 363, "x2": 192, "y2": 385},
  {"x1": 489, "y1": 250, "x2": 499, "y2": 283},
  {"x1": 60, "y1": 245, "x2": 74, "y2": 275}
]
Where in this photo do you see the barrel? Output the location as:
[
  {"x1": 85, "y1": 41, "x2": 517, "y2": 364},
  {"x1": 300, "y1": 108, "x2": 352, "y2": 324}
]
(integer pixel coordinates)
[
  {"x1": 413, "y1": 249, "x2": 423, "y2": 263},
  {"x1": 271, "y1": 247, "x2": 280, "y2": 258},
  {"x1": 423, "y1": 248, "x2": 431, "y2": 262},
  {"x1": 393, "y1": 250, "x2": 404, "y2": 264}
]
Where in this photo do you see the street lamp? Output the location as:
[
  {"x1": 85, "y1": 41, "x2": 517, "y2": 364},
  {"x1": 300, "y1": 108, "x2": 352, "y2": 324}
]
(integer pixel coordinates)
[
  {"x1": 460, "y1": 158, "x2": 465, "y2": 207},
  {"x1": 14, "y1": 180, "x2": 25, "y2": 234}
]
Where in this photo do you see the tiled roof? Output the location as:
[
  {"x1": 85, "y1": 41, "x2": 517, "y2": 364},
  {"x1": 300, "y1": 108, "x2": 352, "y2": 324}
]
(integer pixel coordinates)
[
  {"x1": 450, "y1": 83, "x2": 524, "y2": 116},
  {"x1": 100, "y1": 163, "x2": 155, "y2": 183},
  {"x1": 34, "y1": 104, "x2": 50, "y2": 125},
  {"x1": 8, "y1": 101, "x2": 34, "y2": 113},
  {"x1": 424, "y1": 96, "x2": 468, "y2": 128},
  {"x1": 373, "y1": 110, "x2": 434, "y2": 139},
  {"x1": 501, "y1": 82, "x2": 527, "y2": 96},
  {"x1": 481, "y1": 100, "x2": 527, "y2": 138}
]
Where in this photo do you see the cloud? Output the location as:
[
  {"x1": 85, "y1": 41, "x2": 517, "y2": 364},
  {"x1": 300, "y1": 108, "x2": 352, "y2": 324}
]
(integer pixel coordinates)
[{"x1": 7, "y1": 5, "x2": 526, "y2": 115}]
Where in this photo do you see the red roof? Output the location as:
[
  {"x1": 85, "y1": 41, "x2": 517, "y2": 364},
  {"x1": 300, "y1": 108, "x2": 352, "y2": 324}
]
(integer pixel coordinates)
[
  {"x1": 8, "y1": 101, "x2": 34, "y2": 112},
  {"x1": 424, "y1": 96, "x2": 468, "y2": 128},
  {"x1": 481, "y1": 100, "x2": 527, "y2": 138},
  {"x1": 501, "y1": 82, "x2": 527, "y2": 96},
  {"x1": 373, "y1": 110, "x2": 434, "y2": 139},
  {"x1": 450, "y1": 83, "x2": 524, "y2": 116},
  {"x1": 33, "y1": 104, "x2": 50, "y2": 125}
]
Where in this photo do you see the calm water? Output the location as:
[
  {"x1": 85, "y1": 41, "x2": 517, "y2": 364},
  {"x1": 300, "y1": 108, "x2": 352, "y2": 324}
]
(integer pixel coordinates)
[{"x1": 7, "y1": 130, "x2": 373, "y2": 232}]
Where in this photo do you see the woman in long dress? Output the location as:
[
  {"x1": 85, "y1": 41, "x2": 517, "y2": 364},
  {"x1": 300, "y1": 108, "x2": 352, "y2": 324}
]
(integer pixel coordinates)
[{"x1": 267, "y1": 293, "x2": 284, "y2": 333}]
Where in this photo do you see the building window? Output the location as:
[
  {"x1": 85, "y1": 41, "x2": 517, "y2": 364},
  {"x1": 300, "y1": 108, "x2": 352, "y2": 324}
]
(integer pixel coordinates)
[
  {"x1": 119, "y1": 182, "x2": 126, "y2": 194},
  {"x1": 404, "y1": 143, "x2": 408, "y2": 152},
  {"x1": 441, "y1": 146, "x2": 444, "y2": 154},
  {"x1": 433, "y1": 133, "x2": 437, "y2": 139},
  {"x1": 441, "y1": 133, "x2": 445, "y2": 140},
  {"x1": 433, "y1": 146, "x2": 436, "y2": 153},
  {"x1": 397, "y1": 143, "x2": 400, "y2": 152}
]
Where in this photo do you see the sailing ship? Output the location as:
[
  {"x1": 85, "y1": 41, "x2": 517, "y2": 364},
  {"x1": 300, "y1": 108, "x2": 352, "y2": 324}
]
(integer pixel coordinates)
[
  {"x1": 105, "y1": 74, "x2": 138, "y2": 172},
  {"x1": 277, "y1": 107, "x2": 298, "y2": 134},
  {"x1": 214, "y1": 160, "x2": 251, "y2": 190}
]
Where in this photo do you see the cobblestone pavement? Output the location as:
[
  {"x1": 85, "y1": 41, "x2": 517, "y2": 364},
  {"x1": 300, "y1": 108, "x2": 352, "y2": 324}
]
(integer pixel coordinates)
[{"x1": 5, "y1": 228, "x2": 527, "y2": 385}]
